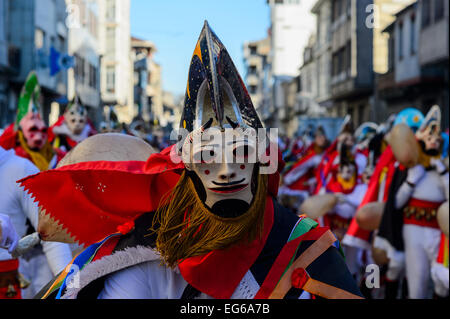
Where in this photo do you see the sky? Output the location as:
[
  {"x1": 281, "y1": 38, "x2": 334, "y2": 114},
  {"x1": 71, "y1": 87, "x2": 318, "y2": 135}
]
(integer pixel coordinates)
[{"x1": 130, "y1": 0, "x2": 271, "y2": 98}]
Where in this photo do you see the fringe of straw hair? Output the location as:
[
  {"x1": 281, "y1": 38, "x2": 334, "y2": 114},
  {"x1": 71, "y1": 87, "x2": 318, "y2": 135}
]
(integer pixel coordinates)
[{"x1": 150, "y1": 170, "x2": 268, "y2": 268}]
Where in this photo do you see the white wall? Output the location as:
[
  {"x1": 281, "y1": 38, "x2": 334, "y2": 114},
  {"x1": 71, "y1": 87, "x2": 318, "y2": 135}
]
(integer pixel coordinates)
[
  {"x1": 99, "y1": 0, "x2": 132, "y2": 122},
  {"x1": 66, "y1": 0, "x2": 101, "y2": 108},
  {"x1": 270, "y1": 0, "x2": 316, "y2": 77}
]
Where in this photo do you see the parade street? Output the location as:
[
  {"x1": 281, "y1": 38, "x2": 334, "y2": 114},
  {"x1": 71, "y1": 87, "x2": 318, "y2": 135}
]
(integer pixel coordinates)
[{"x1": 0, "y1": 0, "x2": 448, "y2": 306}]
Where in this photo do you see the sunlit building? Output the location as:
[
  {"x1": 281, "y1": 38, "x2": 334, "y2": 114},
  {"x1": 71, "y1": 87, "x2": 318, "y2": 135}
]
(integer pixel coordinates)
[{"x1": 99, "y1": 0, "x2": 133, "y2": 124}]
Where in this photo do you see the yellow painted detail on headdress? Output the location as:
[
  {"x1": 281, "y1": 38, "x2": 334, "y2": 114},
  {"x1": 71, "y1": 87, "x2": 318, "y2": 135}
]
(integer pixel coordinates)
[
  {"x1": 186, "y1": 79, "x2": 190, "y2": 99},
  {"x1": 193, "y1": 41, "x2": 203, "y2": 63}
]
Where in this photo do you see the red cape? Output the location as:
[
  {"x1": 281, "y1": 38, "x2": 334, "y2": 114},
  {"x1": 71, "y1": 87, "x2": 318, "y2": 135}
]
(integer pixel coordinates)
[
  {"x1": 313, "y1": 139, "x2": 339, "y2": 194},
  {"x1": 0, "y1": 123, "x2": 17, "y2": 150},
  {"x1": 19, "y1": 144, "x2": 283, "y2": 246},
  {"x1": 1, "y1": 123, "x2": 66, "y2": 168},
  {"x1": 284, "y1": 143, "x2": 320, "y2": 191},
  {"x1": 345, "y1": 146, "x2": 396, "y2": 244},
  {"x1": 19, "y1": 143, "x2": 284, "y2": 299}
]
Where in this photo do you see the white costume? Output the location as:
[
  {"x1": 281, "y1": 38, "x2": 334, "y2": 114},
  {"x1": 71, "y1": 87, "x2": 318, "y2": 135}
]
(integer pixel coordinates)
[
  {"x1": 0, "y1": 146, "x2": 72, "y2": 298},
  {"x1": 334, "y1": 184, "x2": 368, "y2": 278},
  {"x1": 395, "y1": 162, "x2": 448, "y2": 298}
]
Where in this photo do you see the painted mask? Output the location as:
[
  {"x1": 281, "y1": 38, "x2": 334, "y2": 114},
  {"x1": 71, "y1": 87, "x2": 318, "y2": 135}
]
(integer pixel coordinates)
[
  {"x1": 338, "y1": 163, "x2": 356, "y2": 182},
  {"x1": 15, "y1": 72, "x2": 48, "y2": 150},
  {"x1": 20, "y1": 112, "x2": 47, "y2": 150},
  {"x1": 65, "y1": 98, "x2": 87, "y2": 135},
  {"x1": 416, "y1": 105, "x2": 442, "y2": 154}
]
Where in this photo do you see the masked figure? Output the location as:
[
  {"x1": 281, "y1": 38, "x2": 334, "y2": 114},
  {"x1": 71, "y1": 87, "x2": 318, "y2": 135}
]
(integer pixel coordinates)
[
  {"x1": 0, "y1": 72, "x2": 64, "y2": 171},
  {"x1": 314, "y1": 116, "x2": 366, "y2": 195},
  {"x1": 354, "y1": 122, "x2": 378, "y2": 158},
  {"x1": 279, "y1": 126, "x2": 330, "y2": 209},
  {"x1": 343, "y1": 108, "x2": 426, "y2": 298},
  {"x1": 375, "y1": 106, "x2": 448, "y2": 299},
  {"x1": 20, "y1": 22, "x2": 362, "y2": 300},
  {"x1": 49, "y1": 95, "x2": 97, "y2": 152},
  {"x1": 316, "y1": 144, "x2": 368, "y2": 277}
]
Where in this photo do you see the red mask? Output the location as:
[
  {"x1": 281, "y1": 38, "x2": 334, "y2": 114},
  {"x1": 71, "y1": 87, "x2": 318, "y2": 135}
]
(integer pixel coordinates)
[{"x1": 19, "y1": 112, "x2": 48, "y2": 150}]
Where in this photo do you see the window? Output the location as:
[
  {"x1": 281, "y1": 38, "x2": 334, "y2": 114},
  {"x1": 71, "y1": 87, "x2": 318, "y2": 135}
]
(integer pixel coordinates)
[
  {"x1": 249, "y1": 45, "x2": 257, "y2": 55},
  {"x1": 346, "y1": 0, "x2": 351, "y2": 15},
  {"x1": 435, "y1": 0, "x2": 444, "y2": 21},
  {"x1": 388, "y1": 34, "x2": 395, "y2": 71},
  {"x1": 89, "y1": 64, "x2": 97, "y2": 89},
  {"x1": 106, "y1": 66, "x2": 115, "y2": 93},
  {"x1": 338, "y1": 48, "x2": 345, "y2": 75},
  {"x1": 106, "y1": 27, "x2": 115, "y2": 52},
  {"x1": 249, "y1": 85, "x2": 257, "y2": 95},
  {"x1": 332, "y1": 0, "x2": 342, "y2": 22},
  {"x1": 75, "y1": 55, "x2": 85, "y2": 84},
  {"x1": 89, "y1": 10, "x2": 98, "y2": 38},
  {"x1": 422, "y1": 0, "x2": 431, "y2": 27},
  {"x1": 341, "y1": 0, "x2": 347, "y2": 16},
  {"x1": 106, "y1": 0, "x2": 116, "y2": 21},
  {"x1": 345, "y1": 41, "x2": 351, "y2": 74},
  {"x1": 35, "y1": 28, "x2": 45, "y2": 49},
  {"x1": 410, "y1": 15, "x2": 416, "y2": 55},
  {"x1": 398, "y1": 22, "x2": 404, "y2": 60},
  {"x1": 332, "y1": 53, "x2": 339, "y2": 76}
]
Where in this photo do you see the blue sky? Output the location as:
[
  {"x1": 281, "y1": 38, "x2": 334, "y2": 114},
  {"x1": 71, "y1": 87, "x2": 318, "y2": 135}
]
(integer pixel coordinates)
[{"x1": 130, "y1": 0, "x2": 270, "y2": 97}]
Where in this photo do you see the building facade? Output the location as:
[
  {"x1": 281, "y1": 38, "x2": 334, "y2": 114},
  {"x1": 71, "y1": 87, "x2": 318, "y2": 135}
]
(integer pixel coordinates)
[
  {"x1": 311, "y1": 0, "x2": 333, "y2": 106},
  {"x1": 131, "y1": 36, "x2": 155, "y2": 123},
  {"x1": 376, "y1": 0, "x2": 449, "y2": 129},
  {"x1": 243, "y1": 36, "x2": 271, "y2": 123},
  {"x1": 63, "y1": 0, "x2": 102, "y2": 127},
  {"x1": 267, "y1": 0, "x2": 316, "y2": 134},
  {"x1": 328, "y1": 0, "x2": 374, "y2": 127},
  {"x1": 372, "y1": 0, "x2": 416, "y2": 75},
  {"x1": 418, "y1": 0, "x2": 448, "y2": 129},
  {"x1": 4, "y1": 0, "x2": 69, "y2": 127},
  {"x1": 99, "y1": 0, "x2": 133, "y2": 124}
]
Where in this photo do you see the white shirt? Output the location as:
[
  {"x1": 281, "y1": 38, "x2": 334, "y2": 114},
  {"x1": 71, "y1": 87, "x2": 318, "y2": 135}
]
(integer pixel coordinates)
[
  {"x1": 334, "y1": 184, "x2": 368, "y2": 219},
  {"x1": 97, "y1": 261, "x2": 311, "y2": 299},
  {"x1": 0, "y1": 146, "x2": 72, "y2": 275}
]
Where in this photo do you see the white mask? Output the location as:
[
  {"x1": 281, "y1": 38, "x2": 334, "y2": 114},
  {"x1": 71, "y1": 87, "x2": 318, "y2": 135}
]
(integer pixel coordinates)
[
  {"x1": 65, "y1": 105, "x2": 87, "y2": 135},
  {"x1": 184, "y1": 126, "x2": 258, "y2": 217}
]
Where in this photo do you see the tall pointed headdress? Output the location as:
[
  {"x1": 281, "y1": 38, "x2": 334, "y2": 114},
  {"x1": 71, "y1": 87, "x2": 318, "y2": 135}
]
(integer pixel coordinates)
[
  {"x1": 180, "y1": 21, "x2": 264, "y2": 135},
  {"x1": 339, "y1": 115, "x2": 354, "y2": 135},
  {"x1": 416, "y1": 105, "x2": 441, "y2": 140},
  {"x1": 66, "y1": 94, "x2": 86, "y2": 114},
  {"x1": 15, "y1": 71, "x2": 42, "y2": 130}
]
